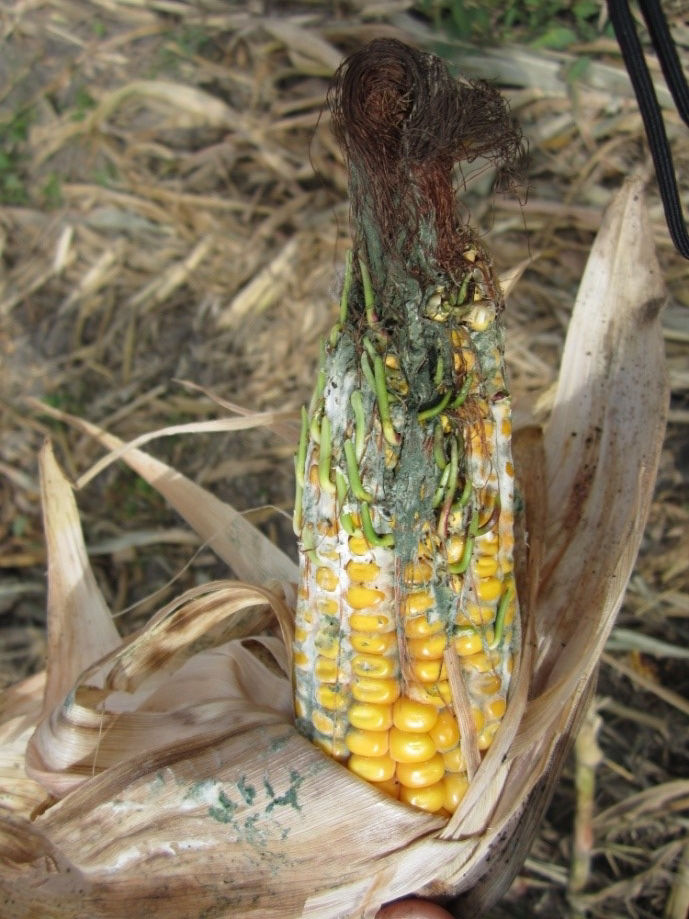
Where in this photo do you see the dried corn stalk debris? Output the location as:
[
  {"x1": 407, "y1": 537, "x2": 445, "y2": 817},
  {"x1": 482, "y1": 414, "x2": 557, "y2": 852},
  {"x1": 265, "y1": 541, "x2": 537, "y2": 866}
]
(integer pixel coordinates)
[{"x1": 0, "y1": 38, "x2": 669, "y2": 919}]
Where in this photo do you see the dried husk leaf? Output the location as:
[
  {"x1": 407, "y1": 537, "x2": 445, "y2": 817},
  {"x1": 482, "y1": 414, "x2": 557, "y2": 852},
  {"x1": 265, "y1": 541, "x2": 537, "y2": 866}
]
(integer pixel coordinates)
[{"x1": 0, "y1": 178, "x2": 667, "y2": 917}]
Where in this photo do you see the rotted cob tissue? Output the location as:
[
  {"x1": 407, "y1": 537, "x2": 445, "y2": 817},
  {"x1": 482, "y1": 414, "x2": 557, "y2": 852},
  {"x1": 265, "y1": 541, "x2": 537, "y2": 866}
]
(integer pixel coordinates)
[{"x1": 293, "y1": 40, "x2": 524, "y2": 817}]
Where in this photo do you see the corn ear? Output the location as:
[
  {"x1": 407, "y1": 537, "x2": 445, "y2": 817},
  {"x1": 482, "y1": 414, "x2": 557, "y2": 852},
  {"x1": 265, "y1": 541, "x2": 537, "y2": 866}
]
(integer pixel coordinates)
[{"x1": 293, "y1": 40, "x2": 520, "y2": 814}]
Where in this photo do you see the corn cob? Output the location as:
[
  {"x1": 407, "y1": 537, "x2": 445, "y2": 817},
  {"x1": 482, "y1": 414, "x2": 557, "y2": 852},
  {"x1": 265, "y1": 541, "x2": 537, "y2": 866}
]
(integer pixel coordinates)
[{"x1": 293, "y1": 41, "x2": 521, "y2": 816}]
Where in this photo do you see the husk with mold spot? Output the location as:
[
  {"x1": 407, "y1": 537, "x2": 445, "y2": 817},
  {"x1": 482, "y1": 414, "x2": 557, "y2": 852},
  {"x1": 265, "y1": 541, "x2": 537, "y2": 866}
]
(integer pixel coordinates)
[{"x1": 0, "y1": 45, "x2": 667, "y2": 919}]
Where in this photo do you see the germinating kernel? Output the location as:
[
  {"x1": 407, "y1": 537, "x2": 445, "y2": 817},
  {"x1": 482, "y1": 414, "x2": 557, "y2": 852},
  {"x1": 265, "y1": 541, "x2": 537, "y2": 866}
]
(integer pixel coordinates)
[
  {"x1": 389, "y1": 728, "x2": 436, "y2": 763},
  {"x1": 396, "y1": 753, "x2": 445, "y2": 788},
  {"x1": 350, "y1": 631, "x2": 396, "y2": 654},
  {"x1": 352, "y1": 677, "x2": 400, "y2": 705},
  {"x1": 316, "y1": 567, "x2": 339, "y2": 591},
  {"x1": 404, "y1": 616, "x2": 444, "y2": 639},
  {"x1": 408, "y1": 633, "x2": 447, "y2": 660},
  {"x1": 352, "y1": 653, "x2": 396, "y2": 679},
  {"x1": 346, "y1": 729, "x2": 389, "y2": 757},
  {"x1": 348, "y1": 702, "x2": 393, "y2": 732},
  {"x1": 347, "y1": 586, "x2": 385, "y2": 609},
  {"x1": 443, "y1": 774, "x2": 469, "y2": 811},
  {"x1": 400, "y1": 781, "x2": 445, "y2": 813},
  {"x1": 393, "y1": 697, "x2": 439, "y2": 733},
  {"x1": 429, "y1": 710, "x2": 460, "y2": 752},
  {"x1": 346, "y1": 560, "x2": 381, "y2": 583},
  {"x1": 348, "y1": 753, "x2": 396, "y2": 783}
]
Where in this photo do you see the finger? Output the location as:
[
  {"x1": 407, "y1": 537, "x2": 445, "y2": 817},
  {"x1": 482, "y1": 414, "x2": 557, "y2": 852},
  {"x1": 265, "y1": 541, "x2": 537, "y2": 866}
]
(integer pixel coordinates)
[{"x1": 375, "y1": 897, "x2": 455, "y2": 919}]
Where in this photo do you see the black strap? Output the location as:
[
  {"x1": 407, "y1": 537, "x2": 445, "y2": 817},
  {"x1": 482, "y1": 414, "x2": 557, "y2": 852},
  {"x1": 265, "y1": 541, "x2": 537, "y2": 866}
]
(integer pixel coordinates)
[{"x1": 607, "y1": 0, "x2": 689, "y2": 259}]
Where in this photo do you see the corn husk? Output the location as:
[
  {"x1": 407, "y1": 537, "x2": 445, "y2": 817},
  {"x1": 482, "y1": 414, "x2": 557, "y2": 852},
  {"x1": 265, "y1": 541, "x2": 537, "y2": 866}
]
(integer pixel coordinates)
[{"x1": 0, "y1": 175, "x2": 667, "y2": 918}]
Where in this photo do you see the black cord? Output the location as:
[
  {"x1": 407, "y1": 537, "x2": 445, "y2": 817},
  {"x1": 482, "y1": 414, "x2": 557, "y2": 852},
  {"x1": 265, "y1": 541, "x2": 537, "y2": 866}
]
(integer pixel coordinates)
[{"x1": 607, "y1": 0, "x2": 689, "y2": 259}]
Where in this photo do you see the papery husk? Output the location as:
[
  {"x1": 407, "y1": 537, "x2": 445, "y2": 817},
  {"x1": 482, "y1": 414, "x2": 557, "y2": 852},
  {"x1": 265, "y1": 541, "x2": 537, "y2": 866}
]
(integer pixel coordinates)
[{"x1": 0, "y1": 177, "x2": 667, "y2": 918}]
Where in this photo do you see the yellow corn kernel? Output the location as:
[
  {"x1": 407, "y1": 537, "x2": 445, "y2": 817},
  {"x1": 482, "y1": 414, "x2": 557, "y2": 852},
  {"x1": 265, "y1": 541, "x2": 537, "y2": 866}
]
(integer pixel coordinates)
[
  {"x1": 314, "y1": 635, "x2": 339, "y2": 659},
  {"x1": 460, "y1": 603, "x2": 495, "y2": 627},
  {"x1": 404, "y1": 591, "x2": 435, "y2": 615},
  {"x1": 346, "y1": 560, "x2": 381, "y2": 583},
  {"x1": 473, "y1": 556, "x2": 499, "y2": 578},
  {"x1": 308, "y1": 462, "x2": 319, "y2": 487},
  {"x1": 314, "y1": 735, "x2": 349, "y2": 761},
  {"x1": 475, "y1": 578, "x2": 503, "y2": 603},
  {"x1": 476, "y1": 531, "x2": 499, "y2": 555},
  {"x1": 443, "y1": 774, "x2": 469, "y2": 811},
  {"x1": 350, "y1": 631, "x2": 396, "y2": 654},
  {"x1": 348, "y1": 702, "x2": 393, "y2": 732},
  {"x1": 505, "y1": 461, "x2": 514, "y2": 478},
  {"x1": 404, "y1": 560, "x2": 433, "y2": 584},
  {"x1": 349, "y1": 535, "x2": 371, "y2": 555},
  {"x1": 472, "y1": 707, "x2": 485, "y2": 734},
  {"x1": 408, "y1": 632, "x2": 447, "y2": 660},
  {"x1": 486, "y1": 697, "x2": 507, "y2": 720},
  {"x1": 503, "y1": 602, "x2": 516, "y2": 628},
  {"x1": 348, "y1": 586, "x2": 385, "y2": 610},
  {"x1": 429, "y1": 709, "x2": 460, "y2": 752},
  {"x1": 454, "y1": 631, "x2": 483, "y2": 657},
  {"x1": 352, "y1": 677, "x2": 400, "y2": 705},
  {"x1": 352, "y1": 653, "x2": 396, "y2": 679},
  {"x1": 442, "y1": 747, "x2": 466, "y2": 772},
  {"x1": 312, "y1": 709, "x2": 335, "y2": 737},
  {"x1": 316, "y1": 686, "x2": 346, "y2": 711},
  {"x1": 501, "y1": 418, "x2": 512, "y2": 438},
  {"x1": 410, "y1": 659, "x2": 445, "y2": 683},
  {"x1": 389, "y1": 728, "x2": 436, "y2": 763},
  {"x1": 385, "y1": 353, "x2": 400, "y2": 370},
  {"x1": 396, "y1": 753, "x2": 445, "y2": 788},
  {"x1": 350, "y1": 613, "x2": 392, "y2": 633},
  {"x1": 437, "y1": 681, "x2": 452, "y2": 705},
  {"x1": 474, "y1": 673, "x2": 502, "y2": 696},
  {"x1": 478, "y1": 721, "x2": 500, "y2": 751},
  {"x1": 404, "y1": 617, "x2": 444, "y2": 639},
  {"x1": 317, "y1": 597, "x2": 339, "y2": 615},
  {"x1": 463, "y1": 651, "x2": 500, "y2": 673},
  {"x1": 316, "y1": 566, "x2": 339, "y2": 591},
  {"x1": 400, "y1": 781, "x2": 445, "y2": 813},
  {"x1": 446, "y1": 535, "x2": 466, "y2": 565},
  {"x1": 393, "y1": 697, "x2": 439, "y2": 733},
  {"x1": 293, "y1": 651, "x2": 309, "y2": 669},
  {"x1": 346, "y1": 729, "x2": 389, "y2": 757},
  {"x1": 349, "y1": 754, "x2": 396, "y2": 783},
  {"x1": 294, "y1": 626, "x2": 309, "y2": 643},
  {"x1": 374, "y1": 777, "x2": 400, "y2": 799},
  {"x1": 315, "y1": 657, "x2": 339, "y2": 683},
  {"x1": 294, "y1": 695, "x2": 308, "y2": 719}
]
